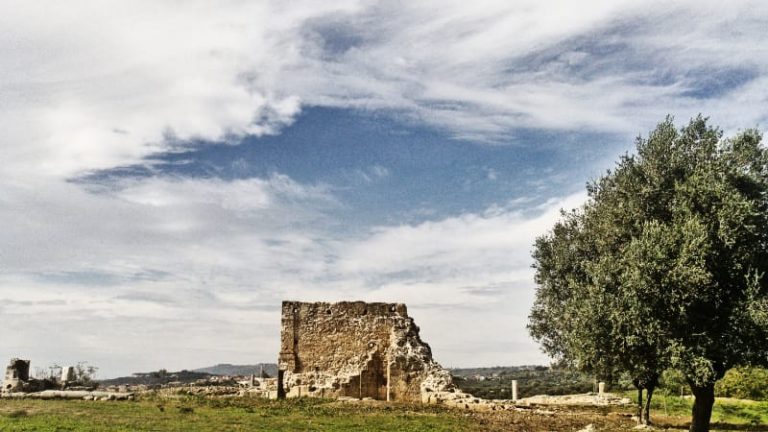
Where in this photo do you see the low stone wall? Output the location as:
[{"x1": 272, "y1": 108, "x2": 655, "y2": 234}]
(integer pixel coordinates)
[{"x1": 0, "y1": 390, "x2": 133, "y2": 400}]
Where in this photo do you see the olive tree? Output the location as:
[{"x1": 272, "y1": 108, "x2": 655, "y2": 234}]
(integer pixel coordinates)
[{"x1": 529, "y1": 116, "x2": 768, "y2": 432}]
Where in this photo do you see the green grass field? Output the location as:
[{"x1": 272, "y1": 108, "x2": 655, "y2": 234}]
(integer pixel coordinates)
[
  {"x1": 610, "y1": 390, "x2": 768, "y2": 430},
  {"x1": 643, "y1": 392, "x2": 768, "y2": 429},
  {"x1": 1, "y1": 394, "x2": 766, "y2": 431},
  {"x1": 0, "y1": 395, "x2": 635, "y2": 432},
  {"x1": 0, "y1": 397, "x2": 472, "y2": 432}
]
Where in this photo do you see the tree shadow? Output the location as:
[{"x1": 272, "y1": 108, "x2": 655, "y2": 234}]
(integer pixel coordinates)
[{"x1": 653, "y1": 420, "x2": 768, "y2": 431}]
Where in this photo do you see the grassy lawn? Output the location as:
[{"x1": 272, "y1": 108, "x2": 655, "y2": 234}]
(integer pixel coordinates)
[
  {"x1": 2, "y1": 393, "x2": 766, "y2": 431},
  {"x1": 0, "y1": 397, "x2": 468, "y2": 432},
  {"x1": 0, "y1": 395, "x2": 636, "y2": 432},
  {"x1": 0, "y1": 397, "x2": 470, "y2": 432},
  {"x1": 626, "y1": 391, "x2": 768, "y2": 429}
]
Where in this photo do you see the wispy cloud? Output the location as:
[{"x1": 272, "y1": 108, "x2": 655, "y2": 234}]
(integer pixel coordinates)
[
  {"x1": 2, "y1": 0, "x2": 767, "y2": 376},
  {"x1": 286, "y1": 0, "x2": 768, "y2": 138},
  {"x1": 0, "y1": 166, "x2": 585, "y2": 374},
  {"x1": 0, "y1": 1, "x2": 359, "y2": 178},
  {"x1": 3, "y1": 1, "x2": 767, "y2": 180}
]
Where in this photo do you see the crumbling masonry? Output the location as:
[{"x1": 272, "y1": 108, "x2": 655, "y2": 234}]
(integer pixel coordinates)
[
  {"x1": 278, "y1": 301, "x2": 459, "y2": 403},
  {"x1": 3, "y1": 358, "x2": 30, "y2": 393}
]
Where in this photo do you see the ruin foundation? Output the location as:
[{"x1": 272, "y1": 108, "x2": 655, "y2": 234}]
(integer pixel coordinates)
[{"x1": 278, "y1": 301, "x2": 458, "y2": 403}]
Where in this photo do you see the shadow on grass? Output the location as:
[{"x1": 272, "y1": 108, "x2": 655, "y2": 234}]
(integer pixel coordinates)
[{"x1": 653, "y1": 420, "x2": 768, "y2": 431}]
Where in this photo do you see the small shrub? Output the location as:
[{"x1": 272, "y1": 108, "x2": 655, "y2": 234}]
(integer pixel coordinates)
[
  {"x1": 178, "y1": 406, "x2": 194, "y2": 414},
  {"x1": 7, "y1": 409, "x2": 28, "y2": 418},
  {"x1": 716, "y1": 367, "x2": 768, "y2": 400}
]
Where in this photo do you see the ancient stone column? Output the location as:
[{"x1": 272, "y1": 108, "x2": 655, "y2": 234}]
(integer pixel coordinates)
[
  {"x1": 598, "y1": 381, "x2": 605, "y2": 397},
  {"x1": 61, "y1": 366, "x2": 75, "y2": 383},
  {"x1": 511, "y1": 380, "x2": 518, "y2": 401}
]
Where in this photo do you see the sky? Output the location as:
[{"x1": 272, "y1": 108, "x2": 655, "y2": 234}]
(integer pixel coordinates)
[{"x1": 1, "y1": 0, "x2": 767, "y2": 379}]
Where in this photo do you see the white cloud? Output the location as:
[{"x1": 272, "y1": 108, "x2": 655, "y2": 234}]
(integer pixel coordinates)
[
  {"x1": 2, "y1": 0, "x2": 768, "y2": 377},
  {"x1": 338, "y1": 192, "x2": 586, "y2": 277},
  {"x1": 3, "y1": 1, "x2": 768, "y2": 180},
  {"x1": 0, "y1": 0, "x2": 363, "y2": 178},
  {"x1": 0, "y1": 172, "x2": 341, "y2": 375},
  {"x1": 283, "y1": 0, "x2": 768, "y2": 138},
  {"x1": 0, "y1": 167, "x2": 585, "y2": 375},
  {"x1": 0, "y1": 174, "x2": 334, "y2": 274}
]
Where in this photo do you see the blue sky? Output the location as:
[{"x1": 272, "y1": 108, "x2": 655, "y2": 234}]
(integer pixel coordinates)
[
  {"x1": 87, "y1": 107, "x2": 622, "y2": 228},
  {"x1": 1, "y1": 0, "x2": 767, "y2": 377}
]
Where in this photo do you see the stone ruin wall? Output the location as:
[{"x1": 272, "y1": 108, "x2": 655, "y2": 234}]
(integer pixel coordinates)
[
  {"x1": 278, "y1": 301, "x2": 455, "y2": 402},
  {"x1": 3, "y1": 358, "x2": 30, "y2": 393},
  {"x1": 275, "y1": 300, "x2": 628, "y2": 410}
]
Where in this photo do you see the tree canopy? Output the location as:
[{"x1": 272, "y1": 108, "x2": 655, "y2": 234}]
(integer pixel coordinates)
[{"x1": 528, "y1": 116, "x2": 768, "y2": 431}]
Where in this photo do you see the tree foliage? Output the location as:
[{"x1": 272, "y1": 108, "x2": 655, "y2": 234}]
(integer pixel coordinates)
[
  {"x1": 74, "y1": 362, "x2": 99, "y2": 386},
  {"x1": 715, "y1": 367, "x2": 768, "y2": 401},
  {"x1": 529, "y1": 116, "x2": 768, "y2": 431}
]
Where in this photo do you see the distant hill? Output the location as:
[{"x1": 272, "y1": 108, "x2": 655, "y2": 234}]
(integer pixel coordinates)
[
  {"x1": 193, "y1": 363, "x2": 278, "y2": 377},
  {"x1": 99, "y1": 369, "x2": 213, "y2": 386},
  {"x1": 97, "y1": 363, "x2": 279, "y2": 386},
  {"x1": 450, "y1": 366, "x2": 596, "y2": 399},
  {"x1": 449, "y1": 365, "x2": 548, "y2": 377}
]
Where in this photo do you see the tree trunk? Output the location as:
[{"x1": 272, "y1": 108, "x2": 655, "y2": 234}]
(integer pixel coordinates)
[
  {"x1": 689, "y1": 383, "x2": 715, "y2": 432},
  {"x1": 643, "y1": 385, "x2": 655, "y2": 425},
  {"x1": 636, "y1": 386, "x2": 644, "y2": 424}
]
